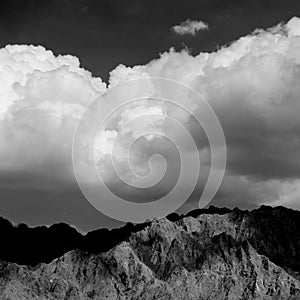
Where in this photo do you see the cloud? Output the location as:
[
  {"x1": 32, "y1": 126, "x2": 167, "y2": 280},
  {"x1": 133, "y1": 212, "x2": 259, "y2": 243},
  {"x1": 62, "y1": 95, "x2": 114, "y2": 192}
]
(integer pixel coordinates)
[
  {"x1": 0, "y1": 45, "x2": 106, "y2": 188},
  {"x1": 171, "y1": 19, "x2": 209, "y2": 35},
  {"x1": 1, "y1": 17, "x2": 300, "y2": 216},
  {"x1": 100, "y1": 17, "x2": 300, "y2": 208}
]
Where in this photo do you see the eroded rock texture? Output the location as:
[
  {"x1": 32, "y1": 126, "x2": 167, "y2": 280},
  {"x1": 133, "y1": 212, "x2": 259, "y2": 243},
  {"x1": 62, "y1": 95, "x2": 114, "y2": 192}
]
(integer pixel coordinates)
[{"x1": 0, "y1": 206, "x2": 300, "y2": 299}]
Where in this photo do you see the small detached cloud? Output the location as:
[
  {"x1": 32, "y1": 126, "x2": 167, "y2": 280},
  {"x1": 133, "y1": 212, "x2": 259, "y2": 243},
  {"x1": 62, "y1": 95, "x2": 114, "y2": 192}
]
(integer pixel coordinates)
[{"x1": 172, "y1": 19, "x2": 208, "y2": 36}]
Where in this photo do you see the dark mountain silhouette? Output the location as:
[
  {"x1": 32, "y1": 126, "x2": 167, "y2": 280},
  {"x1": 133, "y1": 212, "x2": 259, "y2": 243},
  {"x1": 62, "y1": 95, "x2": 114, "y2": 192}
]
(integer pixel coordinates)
[
  {"x1": 0, "y1": 205, "x2": 300, "y2": 299},
  {"x1": 0, "y1": 206, "x2": 230, "y2": 266}
]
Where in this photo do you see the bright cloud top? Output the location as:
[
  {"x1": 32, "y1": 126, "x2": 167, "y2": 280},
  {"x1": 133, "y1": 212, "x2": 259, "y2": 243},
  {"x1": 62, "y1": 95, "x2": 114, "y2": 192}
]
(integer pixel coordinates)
[
  {"x1": 171, "y1": 19, "x2": 209, "y2": 35},
  {"x1": 1, "y1": 17, "x2": 300, "y2": 213},
  {"x1": 0, "y1": 45, "x2": 106, "y2": 187}
]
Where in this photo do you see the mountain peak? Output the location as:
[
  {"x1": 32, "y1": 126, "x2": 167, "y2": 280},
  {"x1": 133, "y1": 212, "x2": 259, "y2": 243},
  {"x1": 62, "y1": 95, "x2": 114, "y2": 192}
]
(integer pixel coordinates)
[{"x1": 0, "y1": 206, "x2": 300, "y2": 299}]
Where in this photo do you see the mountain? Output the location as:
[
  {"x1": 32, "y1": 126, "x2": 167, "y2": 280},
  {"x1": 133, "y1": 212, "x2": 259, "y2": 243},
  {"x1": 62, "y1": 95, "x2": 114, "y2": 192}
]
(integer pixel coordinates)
[
  {"x1": 0, "y1": 206, "x2": 300, "y2": 299},
  {"x1": 0, "y1": 207, "x2": 230, "y2": 266}
]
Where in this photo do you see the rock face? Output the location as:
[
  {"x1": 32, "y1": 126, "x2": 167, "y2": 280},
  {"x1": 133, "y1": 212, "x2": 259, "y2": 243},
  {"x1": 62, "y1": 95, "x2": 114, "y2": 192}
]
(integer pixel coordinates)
[{"x1": 0, "y1": 206, "x2": 300, "y2": 299}]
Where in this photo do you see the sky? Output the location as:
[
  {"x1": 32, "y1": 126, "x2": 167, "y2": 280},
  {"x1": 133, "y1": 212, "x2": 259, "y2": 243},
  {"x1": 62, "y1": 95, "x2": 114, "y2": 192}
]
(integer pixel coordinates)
[{"x1": 1, "y1": 0, "x2": 300, "y2": 231}]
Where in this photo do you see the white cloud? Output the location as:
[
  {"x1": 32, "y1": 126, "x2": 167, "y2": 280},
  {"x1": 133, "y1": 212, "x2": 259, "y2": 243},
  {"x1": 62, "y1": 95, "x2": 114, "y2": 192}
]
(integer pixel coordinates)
[
  {"x1": 286, "y1": 16, "x2": 300, "y2": 37},
  {"x1": 1, "y1": 17, "x2": 300, "y2": 210},
  {"x1": 0, "y1": 45, "x2": 106, "y2": 186},
  {"x1": 171, "y1": 19, "x2": 208, "y2": 36},
  {"x1": 100, "y1": 17, "x2": 300, "y2": 207}
]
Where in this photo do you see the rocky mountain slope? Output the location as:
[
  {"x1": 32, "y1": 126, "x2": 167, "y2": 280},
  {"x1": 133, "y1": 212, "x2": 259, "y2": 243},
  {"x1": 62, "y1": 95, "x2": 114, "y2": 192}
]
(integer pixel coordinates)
[{"x1": 0, "y1": 206, "x2": 300, "y2": 299}]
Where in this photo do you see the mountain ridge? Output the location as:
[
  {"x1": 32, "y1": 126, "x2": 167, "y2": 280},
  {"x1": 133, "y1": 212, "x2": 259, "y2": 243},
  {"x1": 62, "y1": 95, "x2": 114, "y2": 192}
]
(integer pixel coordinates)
[
  {"x1": 0, "y1": 205, "x2": 300, "y2": 299},
  {"x1": 0, "y1": 205, "x2": 233, "y2": 266}
]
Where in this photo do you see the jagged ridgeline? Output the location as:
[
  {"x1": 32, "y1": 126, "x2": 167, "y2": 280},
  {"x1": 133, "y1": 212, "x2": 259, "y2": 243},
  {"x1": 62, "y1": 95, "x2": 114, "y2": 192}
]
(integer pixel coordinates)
[{"x1": 0, "y1": 206, "x2": 300, "y2": 299}]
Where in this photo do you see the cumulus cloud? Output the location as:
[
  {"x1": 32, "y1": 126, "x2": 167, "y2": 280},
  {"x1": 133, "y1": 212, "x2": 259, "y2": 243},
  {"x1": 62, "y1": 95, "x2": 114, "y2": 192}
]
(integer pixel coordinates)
[
  {"x1": 1, "y1": 17, "x2": 300, "y2": 214},
  {"x1": 101, "y1": 17, "x2": 300, "y2": 209},
  {"x1": 171, "y1": 19, "x2": 208, "y2": 35},
  {"x1": 0, "y1": 45, "x2": 106, "y2": 188}
]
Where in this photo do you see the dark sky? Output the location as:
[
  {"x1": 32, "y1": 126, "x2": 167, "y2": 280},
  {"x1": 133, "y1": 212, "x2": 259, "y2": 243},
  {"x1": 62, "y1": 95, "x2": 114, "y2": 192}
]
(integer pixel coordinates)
[
  {"x1": 1, "y1": 0, "x2": 299, "y2": 82},
  {"x1": 1, "y1": 0, "x2": 300, "y2": 231}
]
